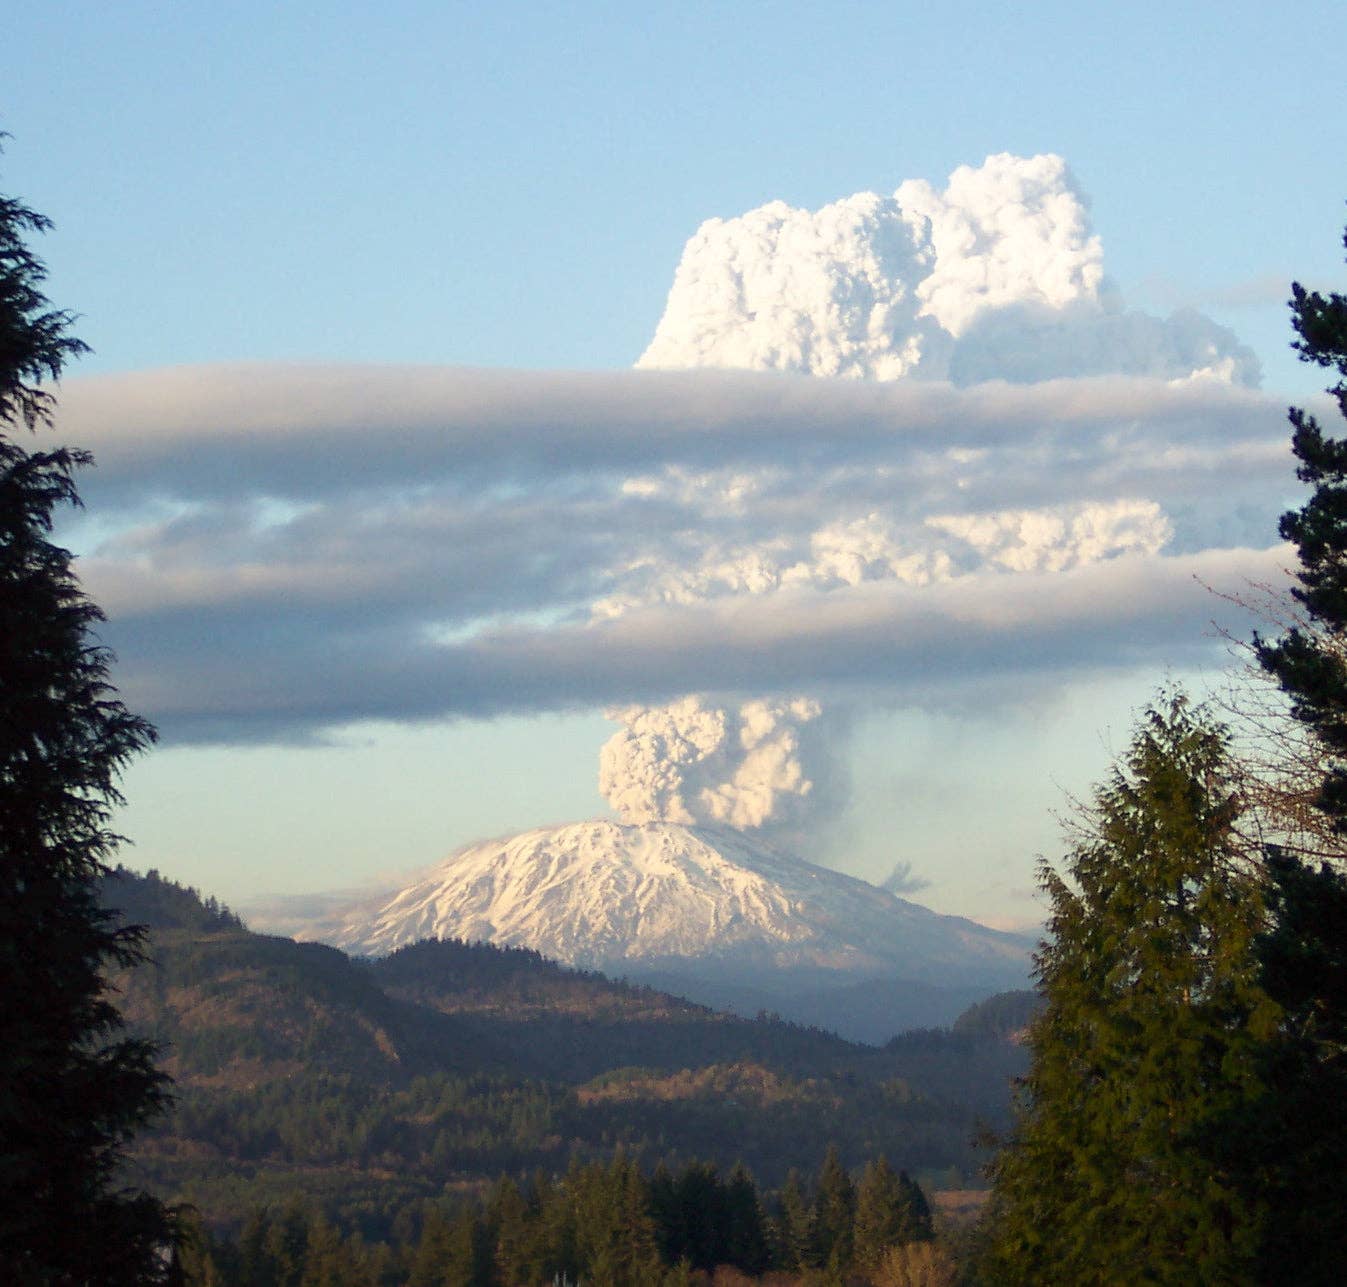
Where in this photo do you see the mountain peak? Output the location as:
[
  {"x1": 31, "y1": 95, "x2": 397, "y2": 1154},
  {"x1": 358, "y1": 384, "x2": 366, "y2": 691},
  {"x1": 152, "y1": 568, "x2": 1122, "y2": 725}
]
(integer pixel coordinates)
[{"x1": 326, "y1": 820, "x2": 1029, "y2": 994}]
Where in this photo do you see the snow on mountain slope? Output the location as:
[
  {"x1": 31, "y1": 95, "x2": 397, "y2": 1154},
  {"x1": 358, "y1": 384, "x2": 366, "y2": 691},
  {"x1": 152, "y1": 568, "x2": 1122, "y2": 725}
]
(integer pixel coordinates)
[{"x1": 325, "y1": 820, "x2": 1029, "y2": 990}]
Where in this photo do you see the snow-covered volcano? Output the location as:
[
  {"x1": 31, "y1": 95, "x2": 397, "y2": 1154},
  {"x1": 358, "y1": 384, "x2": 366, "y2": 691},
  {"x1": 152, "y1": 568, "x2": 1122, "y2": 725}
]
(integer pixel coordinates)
[{"x1": 325, "y1": 820, "x2": 1029, "y2": 998}]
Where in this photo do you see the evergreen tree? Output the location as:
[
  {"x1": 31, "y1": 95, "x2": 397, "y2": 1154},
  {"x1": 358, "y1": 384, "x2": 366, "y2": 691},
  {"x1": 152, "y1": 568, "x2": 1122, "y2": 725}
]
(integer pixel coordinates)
[
  {"x1": 853, "y1": 1157, "x2": 931, "y2": 1269},
  {"x1": 1248, "y1": 219, "x2": 1347, "y2": 1282},
  {"x1": 297, "y1": 1212, "x2": 352, "y2": 1287},
  {"x1": 443, "y1": 1205, "x2": 494, "y2": 1287},
  {"x1": 0, "y1": 153, "x2": 174, "y2": 1282},
  {"x1": 569, "y1": 1154, "x2": 657, "y2": 1286},
  {"x1": 774, "y1": 1168, "x2": 816, "y2": 1271},
  {"x1": 261, "y1": 1201, "x2": 312, "y2": 1287},
  {"x1": 1245, "y1": 849, "x2": 1347, "y2": 1285},
  {"x1": 647, "y1": 1161, "x2": 682, "y2": 1266},
  {"x1": 1255, "y1": 231, "x2": 1347, "y2": 827},
  {"x1": 723, "y1": 1162, "x2": 770, "y2": 1275},
  {"x1": 981, "y1": 693, "x2": 1276, "y2": 1284},
  {"x1": 406, "y1": 1209, "x2": 454, "y2": 1287},
  {"x1": 485, "y1": 1176, "x2": 532, "y2": 1286},
  {"x1": 812, "y1": 1146, "x2": 856, "y2": 1273},
  {"x1": 668, "y1": 1161, "x2": 727, "y2": 1272}
]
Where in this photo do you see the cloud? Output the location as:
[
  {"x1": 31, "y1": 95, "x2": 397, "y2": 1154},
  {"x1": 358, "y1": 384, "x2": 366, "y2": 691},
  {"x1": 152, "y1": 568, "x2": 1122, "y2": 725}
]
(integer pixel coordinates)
[
  {"x1": 51, "y1": 156, "x2": 1299, "y2": 761},
  {"x1": 599, "y1": 696, "x2": 824, "y2": 832},
  {"x1": 635, "y1": 191, "x2": 941, "y2": 380},
  {"x1": 896, "y1": 152, "x2": 1105, "y2": 337},
  {"x1": 637, "y1": 153, "x2": 1260, "y2": 387},
  {"x1": 57, "y1": 364, "x2": 1294, "y2": 749}
]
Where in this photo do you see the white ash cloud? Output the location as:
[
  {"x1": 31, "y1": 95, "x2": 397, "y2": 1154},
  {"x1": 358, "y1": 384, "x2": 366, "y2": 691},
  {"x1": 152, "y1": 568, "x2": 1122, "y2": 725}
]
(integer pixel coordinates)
[
  {"x1": 589, "y1": 496, "x2": 1173, "y2": 836},
  {"x1": 928, "y1": 499, "x2": 1172, "y2": 574},
  {"x1": 589, "y1": 498, "x2": 1172, "y2": 624},
  {"x1": 54, "y1": 154, "x2": 1292, "y2": 752},
  {"x1": 636, "y1": 191, "x2": 941, "y2": 380},
  {"x1": 895, "y1": 152, "x2": 1104, "y2": 338},
  {"x1": 615, "y1": 154, "x2": 1250, "y2": 839},
  {"x1": 598, "y1": 696, "x2": 823, "y2": 831},
  {"x1": 637, "y1": 153, "x2": 1259, "y2": 387}
]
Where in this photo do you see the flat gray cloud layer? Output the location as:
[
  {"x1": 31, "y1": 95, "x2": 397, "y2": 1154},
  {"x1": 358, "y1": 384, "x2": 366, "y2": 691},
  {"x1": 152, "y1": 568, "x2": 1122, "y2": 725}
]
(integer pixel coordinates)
[{"x1": 55, "y1": 363, "x2": 1294, "y2": 744}]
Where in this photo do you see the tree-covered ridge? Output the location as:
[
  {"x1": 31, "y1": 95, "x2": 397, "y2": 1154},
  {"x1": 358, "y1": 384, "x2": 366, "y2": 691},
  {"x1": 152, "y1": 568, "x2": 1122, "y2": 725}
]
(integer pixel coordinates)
[
  {"x1": 948, "y1": 991, "x2": 1039, "y2": 1043},
  {"x1": 100, "y1": 868, "x2": 1024, "y2": 1236},
  {"x1": 103, "y1": 865, "x2": 243, "y2": 934}
]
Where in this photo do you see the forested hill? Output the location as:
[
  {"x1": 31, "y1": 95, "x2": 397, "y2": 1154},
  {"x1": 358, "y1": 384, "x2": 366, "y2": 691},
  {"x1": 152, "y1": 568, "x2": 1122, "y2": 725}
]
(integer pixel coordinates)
[{"x1": 100, "y1": 867, "x2": 1030, "y2": 1233}]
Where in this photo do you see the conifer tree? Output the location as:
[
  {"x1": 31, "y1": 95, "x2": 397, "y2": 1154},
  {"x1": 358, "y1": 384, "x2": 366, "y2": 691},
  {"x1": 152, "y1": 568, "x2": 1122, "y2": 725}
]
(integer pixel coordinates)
[
  {"x1": 813, "y1": 1145, "x2": 856, "y2": 1272},
  {"x1": 0, "y1": 153, "x2": 174, "y2": 1281},
  {"x1": 443, "y1": 1205, "x2": 494, "y2": 1287},
  {"x1": 981, "y1": 693, "x2": 1275, "y2": 1284},
  {"x1": 853, "y1": 1157, "x2": 932, "y2": 1269},
  {"x1": 1255, "y1": 232, "x2": 1347, "y2": 826},
  {"x1": 774, "y1": 1168, "x2": 816, "y2": 1271},
  {"x1": 1246, "y1": 219, "x2": 1347, "y2": 1284},
  {"x1": 486, "y1": 1175, "x2": 534, "y2": 1286},
  {"x1": 407, "y1": 1209, "x2": 454, "y2": 1287},
  {"x1": 724, "y1": 1162, "x2": 771, "y2": 1275}
]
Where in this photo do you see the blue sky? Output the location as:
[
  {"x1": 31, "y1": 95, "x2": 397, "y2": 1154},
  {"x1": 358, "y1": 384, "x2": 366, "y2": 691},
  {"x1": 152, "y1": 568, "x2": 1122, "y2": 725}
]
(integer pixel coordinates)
[
  {"x1": 7, "y1": 2, "x2": 1343, "y2": 383},
  {"x1": 3, "y1": 3, "x2": 1344, "y2": 927}
]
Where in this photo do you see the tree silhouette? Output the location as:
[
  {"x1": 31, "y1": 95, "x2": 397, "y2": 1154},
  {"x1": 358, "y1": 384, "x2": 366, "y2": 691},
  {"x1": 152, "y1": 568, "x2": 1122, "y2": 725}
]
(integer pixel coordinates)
[
  {"x1": 0, "y1": 152, "x2": 174, "y2": 1281},
  {"x1": 1248, "y1": 218, "x2": 1347, "y2": 1284}
]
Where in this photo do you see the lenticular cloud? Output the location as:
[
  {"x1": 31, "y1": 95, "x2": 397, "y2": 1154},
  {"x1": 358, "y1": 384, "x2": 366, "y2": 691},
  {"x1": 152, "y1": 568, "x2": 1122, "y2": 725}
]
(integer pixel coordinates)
[{"x1": 638, "y1": 152, "x2": 1258, "y2": 387}]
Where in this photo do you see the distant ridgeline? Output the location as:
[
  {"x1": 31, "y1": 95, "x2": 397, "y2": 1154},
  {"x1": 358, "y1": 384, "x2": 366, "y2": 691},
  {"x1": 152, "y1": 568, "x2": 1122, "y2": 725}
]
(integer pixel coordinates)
[{"x1": 99, "y1": 867, "x2": 1030, "y2": 1243}]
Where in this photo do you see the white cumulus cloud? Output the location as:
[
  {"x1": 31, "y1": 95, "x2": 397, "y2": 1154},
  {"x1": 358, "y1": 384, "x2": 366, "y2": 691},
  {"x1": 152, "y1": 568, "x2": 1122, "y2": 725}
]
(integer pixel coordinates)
[
  {"x1": 896, "y1": 152, "x2": 1104, "y2": 336},
  {"x1": 637, "y1": 153, "x2": 1259, "y2": 388}
]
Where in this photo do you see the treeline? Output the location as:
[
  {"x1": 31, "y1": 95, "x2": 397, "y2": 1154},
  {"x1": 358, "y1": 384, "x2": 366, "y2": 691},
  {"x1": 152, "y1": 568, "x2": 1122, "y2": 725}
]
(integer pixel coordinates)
[
  {"x1": 134, "y1": 1062, "x2": 982, "y2": 1232},
  {"x1": 103, "y1": 865, "x2": 244, "y2": 934},
  {"x1": 177, "y1": 1150, "x2": 954, "y2": 1286}
]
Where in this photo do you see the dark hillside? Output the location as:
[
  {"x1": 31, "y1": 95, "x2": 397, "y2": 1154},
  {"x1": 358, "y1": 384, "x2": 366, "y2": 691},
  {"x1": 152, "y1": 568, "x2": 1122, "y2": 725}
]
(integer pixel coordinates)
[
  {"x1": 103, "y1": 869, "x2": 503, "y2": 1086},
  {"x1": 372, "y1": 937, "x2": 879, "y2": 1082},
  {"x1": 951, "y1": 989, "x2": 1040, "y2": 1042},
  {"x1": 99, "y1": 868, "x2": 1025, "y2": 1231}
]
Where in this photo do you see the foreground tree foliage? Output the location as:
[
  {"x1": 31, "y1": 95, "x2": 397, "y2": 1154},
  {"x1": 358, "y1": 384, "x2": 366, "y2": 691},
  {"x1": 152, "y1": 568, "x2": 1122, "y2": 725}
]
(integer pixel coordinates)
[
  {"x1": 981, "y1": 693, "x2": 1276, "y2": 1284},
  {"x1": 1247, "y1": 220, "x2": 1347, "y2": 1282},
  {"x1": 0, "y1": 159, "x2": 175, "y2": 1280}
]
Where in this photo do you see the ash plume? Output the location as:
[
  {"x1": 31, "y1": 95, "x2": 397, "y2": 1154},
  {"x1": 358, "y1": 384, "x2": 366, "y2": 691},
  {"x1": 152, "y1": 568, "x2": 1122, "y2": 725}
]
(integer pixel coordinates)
[
  {"x1": 599, "y1": 696, "x2": 826, "y2": 833},
  {"x1": 638, "y1": 152, "x2": 1258, "y2": 387},
  {"x1": 65, "y1": 155, "x2": 1282, "y2": 758}
]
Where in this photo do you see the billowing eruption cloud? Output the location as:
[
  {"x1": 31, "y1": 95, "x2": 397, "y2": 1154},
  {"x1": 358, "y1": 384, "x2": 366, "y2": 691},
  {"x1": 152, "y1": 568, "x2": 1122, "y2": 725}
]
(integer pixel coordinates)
[
  {"x1": 610, "y1": 154, "x2": 1258, "y2": 845},
  {"x1": 599, "y1": 696, "x2": 823, "y2": 831},
  {"x1": 58, "y1": 155, "x2": 1289, "y2": 796},
  {"x1": 638, "y1": 153, "x2": 1259, "y2": 386}
]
